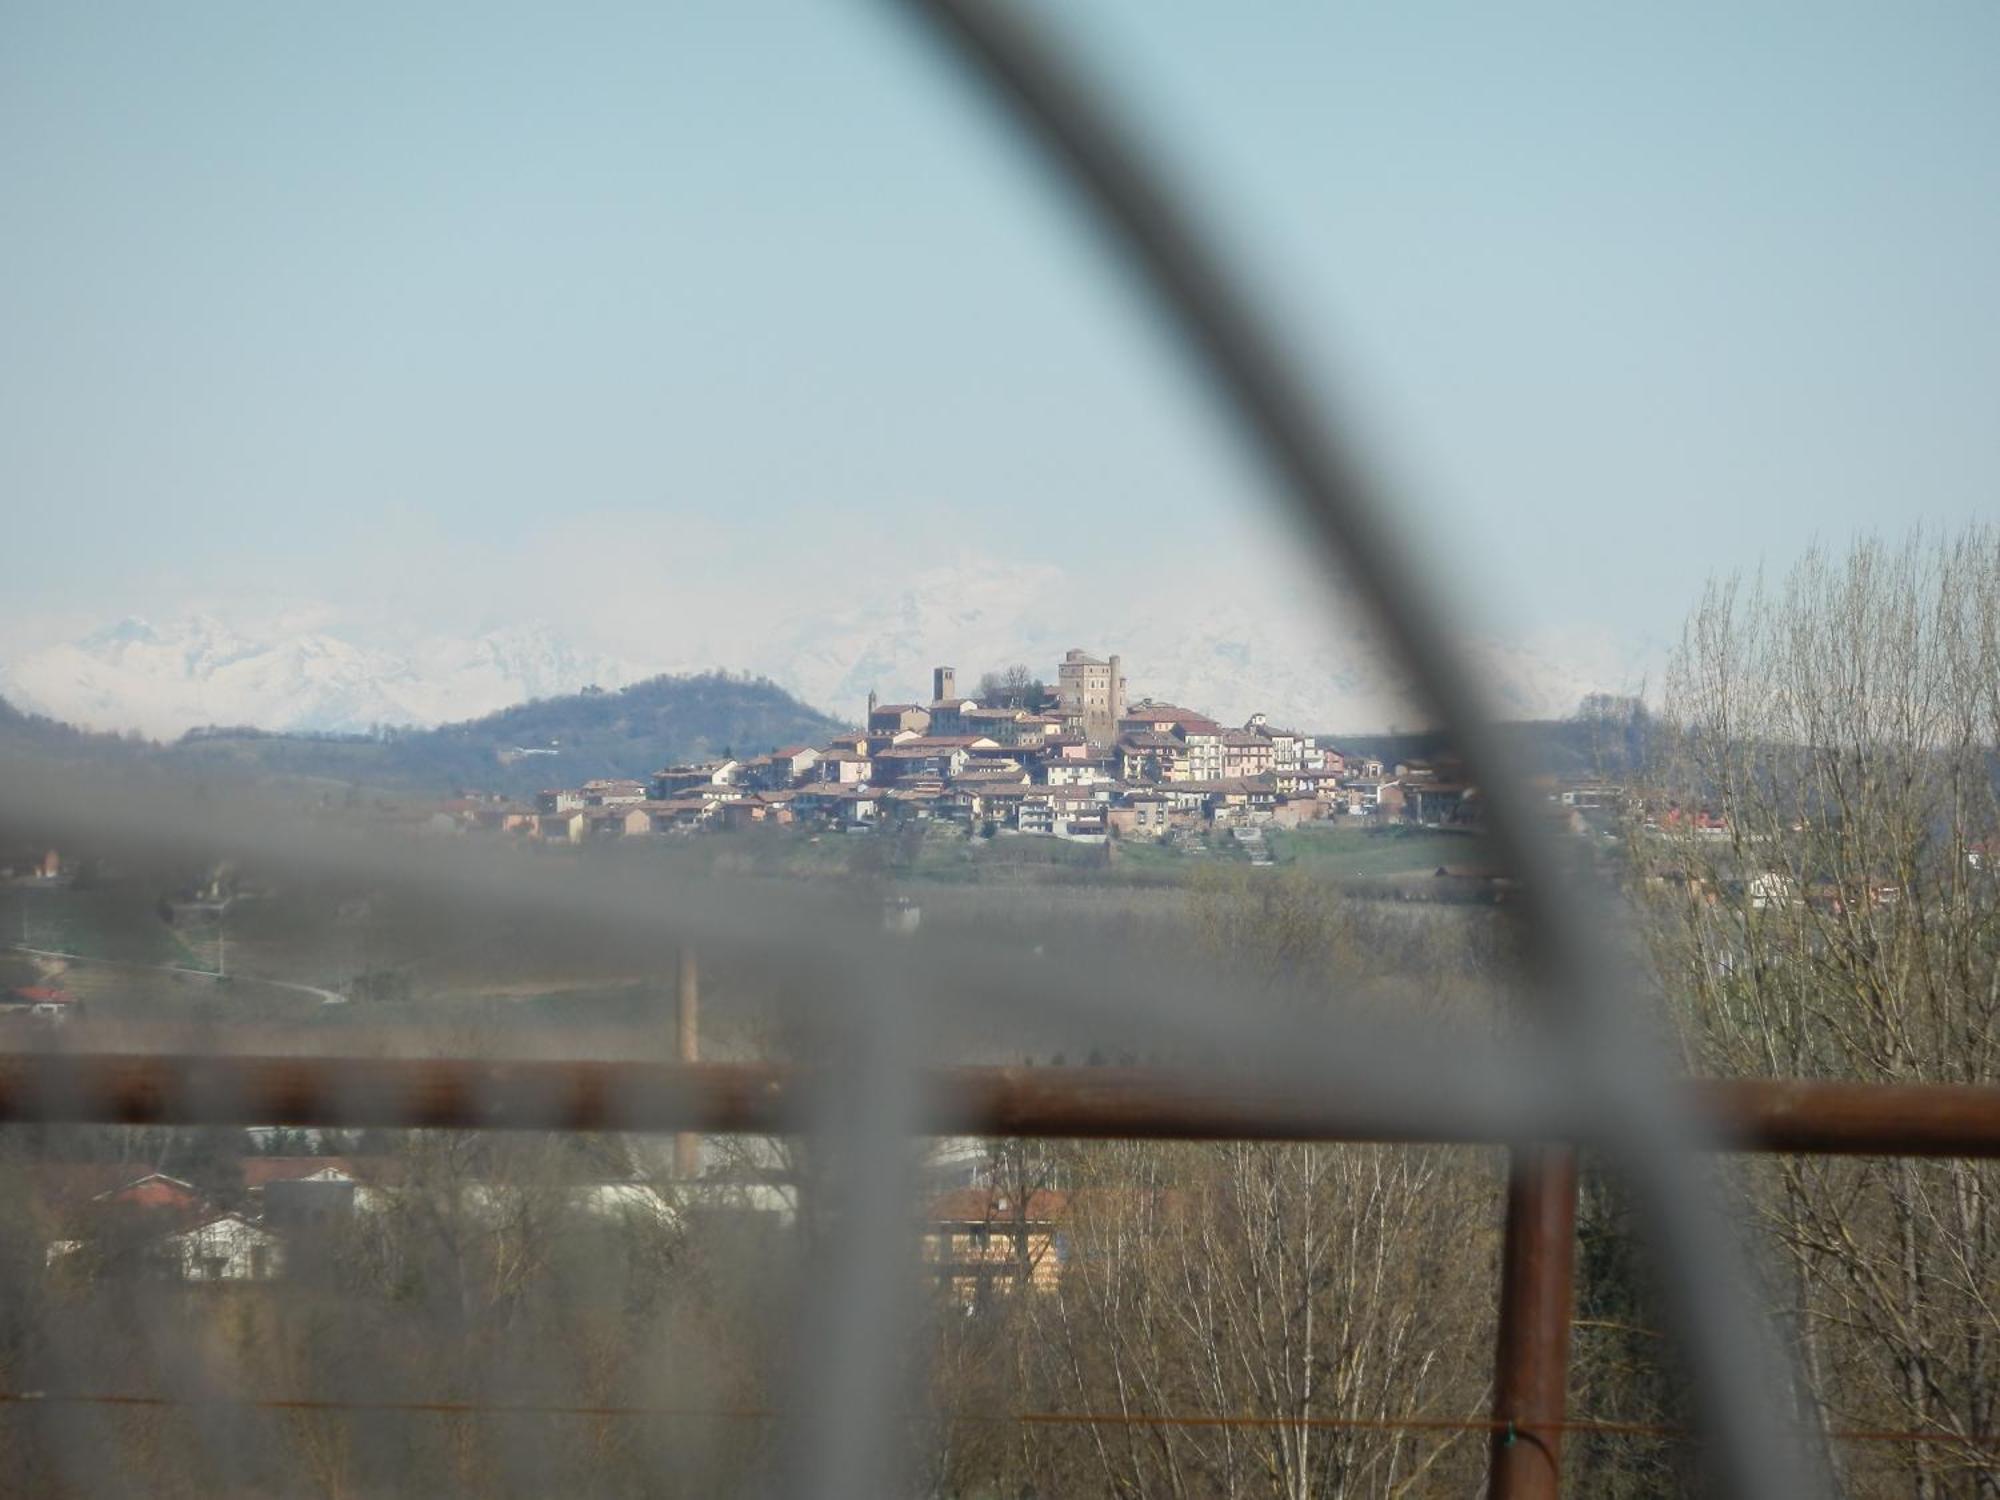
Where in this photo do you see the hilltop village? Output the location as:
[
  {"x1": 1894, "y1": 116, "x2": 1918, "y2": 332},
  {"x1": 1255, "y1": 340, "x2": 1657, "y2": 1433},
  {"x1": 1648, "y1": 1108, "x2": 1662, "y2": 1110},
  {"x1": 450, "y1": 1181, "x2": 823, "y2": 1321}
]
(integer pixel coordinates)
[{"x1": 441, "y1": 650, "x2": 1492, "y2": 845}]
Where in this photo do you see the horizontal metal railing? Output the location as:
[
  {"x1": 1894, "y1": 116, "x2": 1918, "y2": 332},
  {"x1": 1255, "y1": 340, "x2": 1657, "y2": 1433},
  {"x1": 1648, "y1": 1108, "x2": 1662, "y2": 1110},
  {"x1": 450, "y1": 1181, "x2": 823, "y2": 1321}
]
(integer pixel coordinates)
[{"x1": 8, "y1": 1051, "x2": 1999, "y2": 1156}]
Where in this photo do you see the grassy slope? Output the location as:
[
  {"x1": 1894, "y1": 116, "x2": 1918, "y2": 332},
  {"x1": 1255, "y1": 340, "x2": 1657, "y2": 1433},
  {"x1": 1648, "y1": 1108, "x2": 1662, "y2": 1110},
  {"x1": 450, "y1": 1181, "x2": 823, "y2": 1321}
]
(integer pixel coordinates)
[{"x1": 1264, "y1": 823, "x2": 1496, "y2": 879}]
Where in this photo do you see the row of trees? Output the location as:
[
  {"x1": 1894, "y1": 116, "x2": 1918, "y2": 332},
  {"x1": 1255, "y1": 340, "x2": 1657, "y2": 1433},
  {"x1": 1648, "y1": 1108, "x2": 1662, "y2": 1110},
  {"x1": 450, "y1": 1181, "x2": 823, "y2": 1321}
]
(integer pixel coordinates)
[{"x1": 0, "y1": 862, "x2": 1523, "y2": 1498}]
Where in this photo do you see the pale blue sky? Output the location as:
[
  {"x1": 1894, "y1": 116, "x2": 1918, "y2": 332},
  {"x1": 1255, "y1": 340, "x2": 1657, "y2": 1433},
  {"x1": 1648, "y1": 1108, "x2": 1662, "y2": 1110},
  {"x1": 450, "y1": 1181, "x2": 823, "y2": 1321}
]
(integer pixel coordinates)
[{"x1": 4, "y1": 1, "x2": 1997, "y2": 659}]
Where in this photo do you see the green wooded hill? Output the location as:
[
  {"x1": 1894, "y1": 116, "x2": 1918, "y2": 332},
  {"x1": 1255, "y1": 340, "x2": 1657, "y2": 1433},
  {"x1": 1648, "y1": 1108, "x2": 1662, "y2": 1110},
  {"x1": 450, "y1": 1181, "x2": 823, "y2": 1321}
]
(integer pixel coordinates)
[
  {"x1": 1323, "y1": 699, "x2": 1657, "y2": 784},
  {"x1": 158, "y1": 672, "x2": 848, "y2": 797},
  {"x1": 0, "y1": 694, "x2": 151, "y2": 763},
  {"x1": 0, "y1": 673, "x2": 1647, "y2": 802}
]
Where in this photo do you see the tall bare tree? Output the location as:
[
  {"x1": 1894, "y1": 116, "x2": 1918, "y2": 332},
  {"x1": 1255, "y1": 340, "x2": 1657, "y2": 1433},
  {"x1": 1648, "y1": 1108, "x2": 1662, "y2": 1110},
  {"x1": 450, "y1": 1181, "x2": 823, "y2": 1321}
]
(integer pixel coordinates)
[{"x1": 1637, "y1": 530, "x2": 2000, "y2": 1497}]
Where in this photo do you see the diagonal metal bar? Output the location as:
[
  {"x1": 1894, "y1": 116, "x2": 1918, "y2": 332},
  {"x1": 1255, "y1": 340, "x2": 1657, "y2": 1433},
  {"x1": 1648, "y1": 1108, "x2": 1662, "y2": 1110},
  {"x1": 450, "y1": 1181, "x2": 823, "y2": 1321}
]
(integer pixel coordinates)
[{"x1": 883, "y1": 3, "x2": 1825, "y2": 1494}]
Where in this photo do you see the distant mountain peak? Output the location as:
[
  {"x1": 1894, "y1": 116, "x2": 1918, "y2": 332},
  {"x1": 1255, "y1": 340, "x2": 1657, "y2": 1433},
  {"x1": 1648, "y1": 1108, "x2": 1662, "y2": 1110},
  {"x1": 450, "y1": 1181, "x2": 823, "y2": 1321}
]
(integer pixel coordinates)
[
  {"x1": 80, "y1": 615, "x2": 163, "y2": 648},
  {"x1": 3, "y1": 562, "x2": 1659, "y2": 741},
  {"x1": 2, "y1": 614, "x2": 646, "y2": 739}
]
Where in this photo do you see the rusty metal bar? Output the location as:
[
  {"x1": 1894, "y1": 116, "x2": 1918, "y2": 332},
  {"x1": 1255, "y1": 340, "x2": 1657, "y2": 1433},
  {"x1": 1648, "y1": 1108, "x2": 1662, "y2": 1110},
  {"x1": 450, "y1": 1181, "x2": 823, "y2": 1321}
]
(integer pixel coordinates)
[
  {"x1": 1692, "y1": 1077, "x2": 2000, "y2": 1156},
  {"x1": 674, "y1": 947, "x2": 700, "y2": 1178},
  {"x1": 3, "y1": 1054, "x2": 2000, "y2": 1156},
  {"x1": 1489, "y1": 1146, "x2": 1579, "y2": 1500}
]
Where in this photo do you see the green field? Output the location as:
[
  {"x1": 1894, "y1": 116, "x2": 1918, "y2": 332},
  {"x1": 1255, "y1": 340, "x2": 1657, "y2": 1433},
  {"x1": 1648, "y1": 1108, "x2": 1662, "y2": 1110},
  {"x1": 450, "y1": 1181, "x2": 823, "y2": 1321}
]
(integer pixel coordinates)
[
  {"x1": 670, "y1": 821, "x2": 1492, "y2": 888},
  {"x1": 1263, "y1": 823, "x2": 1495, "y2": 880},
  {"x1": 0, "y1": 884, "x2": 203, "y2": 968}
]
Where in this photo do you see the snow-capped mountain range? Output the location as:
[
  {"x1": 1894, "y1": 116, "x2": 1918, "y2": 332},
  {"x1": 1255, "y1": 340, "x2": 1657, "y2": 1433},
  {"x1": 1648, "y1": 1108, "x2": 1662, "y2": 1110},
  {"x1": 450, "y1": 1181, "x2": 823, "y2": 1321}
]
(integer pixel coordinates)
[
  {"x1": 0, "y1": 565, "x2": 1660, "y2": 741},
  {"x1": 750, "y1": 564, "x2": 1656, "y2": 736},
  {"x1": 0, "y1": 617, "x2": 647, "y2": 740}
]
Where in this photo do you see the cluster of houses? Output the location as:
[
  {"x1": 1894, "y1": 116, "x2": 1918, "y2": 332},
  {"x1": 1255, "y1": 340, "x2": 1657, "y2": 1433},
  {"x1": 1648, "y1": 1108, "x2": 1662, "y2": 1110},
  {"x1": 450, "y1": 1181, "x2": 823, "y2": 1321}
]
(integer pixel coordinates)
[
  {"x1": 28, "y1": 1154, "x2": 781, "y2": 1287},
  {"x1": 35, "y1": 1161, "x2": 346, "y2": 1285},
  {"x1": 27, "y1": 1148, "x2": 1066, "y2": 1306},
  {"x1": 437, "y1": 652, "x2": 1482, "y2": 846}
]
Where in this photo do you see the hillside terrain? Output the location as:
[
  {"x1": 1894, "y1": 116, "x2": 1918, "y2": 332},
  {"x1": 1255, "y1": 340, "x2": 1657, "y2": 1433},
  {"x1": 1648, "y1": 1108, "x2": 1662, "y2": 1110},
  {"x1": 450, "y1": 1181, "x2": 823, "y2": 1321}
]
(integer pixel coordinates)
[
  {"x1": 2, "y1": 583, "x2": 1659, "y2": 739},
  {"x1": 1326, "y1": 709, "x2": 1654, "y2": 785},
  {"x1": 0, "y1": 667, "x2": 1642, "y2": 806},
  {"x1": 156, "y1": 672, "x2": 847, "y2": 797},
  {"x1": 0, "y1": 694, "x2": 149, "y2": 765}
]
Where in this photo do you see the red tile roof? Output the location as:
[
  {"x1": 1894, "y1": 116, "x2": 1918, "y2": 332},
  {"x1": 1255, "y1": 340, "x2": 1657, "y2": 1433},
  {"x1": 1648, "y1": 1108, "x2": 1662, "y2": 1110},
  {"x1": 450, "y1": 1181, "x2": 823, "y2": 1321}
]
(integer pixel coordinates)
[
  {"x1": 8, "y1": 986, "x2": 76, "y2": 1005},
  {"x1": 94, "y1": 1173, "x2": 203, "y2": 1211}
]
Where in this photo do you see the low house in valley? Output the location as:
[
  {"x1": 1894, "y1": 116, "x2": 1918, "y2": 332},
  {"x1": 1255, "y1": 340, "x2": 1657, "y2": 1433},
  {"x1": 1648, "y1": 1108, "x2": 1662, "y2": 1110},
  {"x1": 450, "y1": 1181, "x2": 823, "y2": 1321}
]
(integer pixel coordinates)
[
  {"x1": 1175, "y1": 776, "x2": 1280, "y2": 823},
  {"x1": 652, "y1": 761, "x2": 740, "y2": 799},
  {"x1": 165, "y1": 1213, "x2": 285, "y2": 1283},
  {"x1": 792, "y1": 785, "x2": 883, "y2": 828},
  {"x1": 1334, "y1": 776, "x2": 1401, "y2": 817},
  {"x1": 875, "y1": 738, "x2": 997, "y2": 784},
  {"x1": 814, "y1": 750, "x2": 874, "y2": 784},
  {"x1": 40, "y1": 1171, "x2": 286, "y2": 1284},
  {"x1": 874, "y1": 746, "x2": 961, "y2": 784},
  {"x1": 741, "y1": 746, "x2": 820, "y2": 789},
  {"x1": 1268, "y1": 794, "x2": 1325, "y2": 828},
  {"x1": 1106, "y1": 792, "x2": 1178, "y2": 840},
  {"x1": 247, "y1": 1158, "x2": 386, "y2": 1226},
  {"x1": 1017, "y1": 785, "x2": 1111, "y2": 837},
  {"x1": 719, "y1": 793, "x2": 795, "y2": 829},
  {"x1": 924, "y1": 1188, "x2": 1067, "y2": 1304},
  {"x1": 579, "y1": 779, "x2": 648, "y2": 806},
  {"x1": 1039, "y1": 755, "x2": 1115, "y2": 787},
  {"x1": 1404, "y1": 780, "x2": 1477, "y2": 826},
  {"x1": 588, "y1": 805, "x2": 657, "y2": 838},
  {"x1": 1275, "y1": 767, "x2": 1344, "y2": 800},
  {"x1": 641, "y1": 797, "x2": 722, "y2": 832},
  {"x1": 1558, "y1": 781, "x2": 1625, "y2": 810},
  {"x1": 537, "y1": 809, "x2": 589, "y2": 843}
]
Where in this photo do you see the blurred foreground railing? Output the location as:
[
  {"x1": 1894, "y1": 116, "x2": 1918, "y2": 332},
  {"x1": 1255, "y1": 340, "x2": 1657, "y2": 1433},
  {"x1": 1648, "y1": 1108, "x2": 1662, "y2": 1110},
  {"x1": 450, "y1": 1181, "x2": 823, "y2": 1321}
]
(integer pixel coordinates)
[
  {"x1": 5, "y1": 1052, "x2": 2000, "y2": 1156},
  {"x1": 0, "y1": 2, "x2": 1967, "y2": 1494},
  {"x1": 7, "y1": 1051, "x2": 2000, "y2": 1496}
]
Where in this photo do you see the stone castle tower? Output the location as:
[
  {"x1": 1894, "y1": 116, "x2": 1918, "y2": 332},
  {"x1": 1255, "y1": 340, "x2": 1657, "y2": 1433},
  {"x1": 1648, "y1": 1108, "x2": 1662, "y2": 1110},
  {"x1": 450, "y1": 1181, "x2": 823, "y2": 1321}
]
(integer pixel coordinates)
[{"x1": 1056, "y1": 648, "x2": 1126, "y2": 746}]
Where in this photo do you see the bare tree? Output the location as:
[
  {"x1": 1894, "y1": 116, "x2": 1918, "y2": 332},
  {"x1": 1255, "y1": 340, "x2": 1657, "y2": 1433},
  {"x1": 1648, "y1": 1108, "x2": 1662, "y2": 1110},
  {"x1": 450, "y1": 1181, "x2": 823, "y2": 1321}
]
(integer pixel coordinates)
[
  {"x1": 975, "y1": 666, "x2": 1047, "y2": 711},
  {"x1": 914, "y1": 866, "x2": 1513, "y2": 1499},
  {"x1": 992, "y1": 1137, "x2": 1496, "y2": 1499},
  {"x1": 1636, "y1": 529, "x2": 2000, "y2": 1497}
]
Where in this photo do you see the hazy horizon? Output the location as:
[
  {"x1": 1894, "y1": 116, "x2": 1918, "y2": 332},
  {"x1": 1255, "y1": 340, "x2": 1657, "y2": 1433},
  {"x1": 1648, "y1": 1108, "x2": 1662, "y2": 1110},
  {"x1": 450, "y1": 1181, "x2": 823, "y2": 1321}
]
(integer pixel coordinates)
[{"x1": 5, "y1": 3, "x2": 1996, "y2": 732}]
